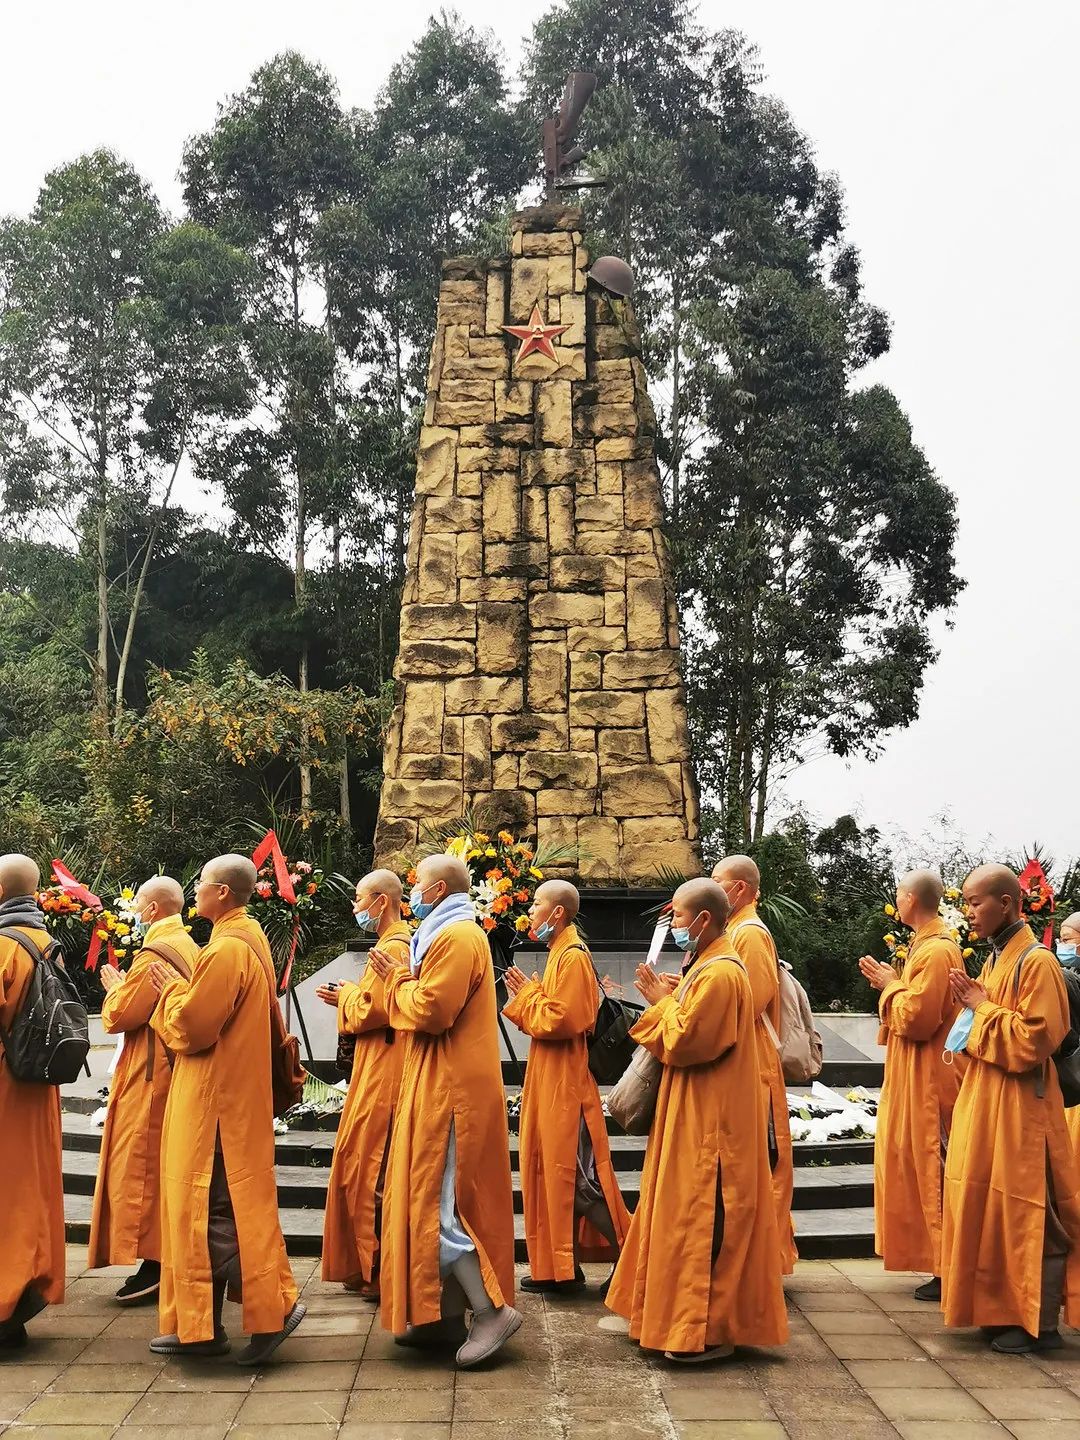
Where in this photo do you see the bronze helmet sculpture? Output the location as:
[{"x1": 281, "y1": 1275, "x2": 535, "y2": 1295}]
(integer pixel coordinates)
[{"x1": 587, "y1": 256, "x2": 635, "y2": 298}]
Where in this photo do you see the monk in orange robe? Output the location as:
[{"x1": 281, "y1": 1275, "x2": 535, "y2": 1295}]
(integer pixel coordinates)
[
  {"x1": 317, "y1": 869, "x2": 410, "y2": 1296},
  {"x1": 0, "y1": 854, "x2": 64, "y2": 1348},
  {"x1": 859, "y1": 869, "x2": 963, "y2": 1300},
  {"x1": 712, "y1": 855, "x2": 796, "y2": 1273},
  {"x1": 605, "y1": 878, "x2": 787, "y2": 1363},
  {"x1": 89, "y1": 875, "x2": 199, "y2": 1306},
  {"x1": 941, "y1": 863, "x2": 1080, "y2": 1354},
  {"x1": 503, "y1": 880, "x2": 630, "y2": 1293},
  {"x1": 1057, "y1": 912, "x2": 1080, "y2": 1155},
  {"x1": 368, "y1": 854, "x2": 518, "y2": 1368},
  {"x1": 146, "y1": 854, "x2": 304, "y2": 1365}
]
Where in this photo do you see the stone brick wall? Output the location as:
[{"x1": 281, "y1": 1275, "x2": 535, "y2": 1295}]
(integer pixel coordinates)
[{"x1": 374, "y1": 202, "x2": 701, "y2": 883}]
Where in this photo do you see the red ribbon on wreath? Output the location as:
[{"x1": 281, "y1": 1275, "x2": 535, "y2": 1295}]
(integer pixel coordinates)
[
  {"x1": 51, "y1": 860, "x2": 115, "y2": 971},
  {"x1": 1018, "y1": 857, "x2": 1055, "y2": 949},
  {"x1": 251, "y1": 830, "x2": 299, "y2": 993}
]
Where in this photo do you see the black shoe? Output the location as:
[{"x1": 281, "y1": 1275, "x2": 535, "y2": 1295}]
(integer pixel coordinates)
[
  {"x1": 913, "y1": 1277, "x2": 941, "y2": 1302},
  {"x1": 520, "y1": 1267, "x2": 585, "y2": 1294},
  {"x1": 116, "y1": 1260, "x2": 161, "y2": 1306},
  {"x1": 149, "y1": 1330, "x2": 230, "y2": 1356},
  {"x1": 0, "y1": 1324, "x2": 28, "y2": 1348},
  {"x1": 597, "y1": 1265, "x2": 617, "y2": 1301},
  {"x1": 990, "y1": 1326, "x2": 1063, "y2": 1354},
  {"x1": 235, "y1": 1300, "x2": 307, "y2": 1367}
]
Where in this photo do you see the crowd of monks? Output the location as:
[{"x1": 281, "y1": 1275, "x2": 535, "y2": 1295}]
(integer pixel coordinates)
[{"x1": 2, "y1": 845, "x2": 1079, "y2": 1369}]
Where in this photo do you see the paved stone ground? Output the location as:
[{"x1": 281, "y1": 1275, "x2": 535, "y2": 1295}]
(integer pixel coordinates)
[{"x1": 3, "y1": 1249, "x2": 1080, "y2": 1439}]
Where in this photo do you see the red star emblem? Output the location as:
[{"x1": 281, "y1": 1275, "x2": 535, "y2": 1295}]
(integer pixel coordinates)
[{"x1": 501, "y1": 303, "x2": 570, "y2": 363}]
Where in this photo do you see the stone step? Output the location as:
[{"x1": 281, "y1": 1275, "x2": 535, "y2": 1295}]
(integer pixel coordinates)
[
  {"x1": 62, "y1": 1192, "x2": 875, "y2": 1263},
  {"x1": 60, "y1": 1107, "x2": 875, "y2": 1171},
  {"x1": 60, "y1": 1143, "x2": 874, "y2": 1215}
]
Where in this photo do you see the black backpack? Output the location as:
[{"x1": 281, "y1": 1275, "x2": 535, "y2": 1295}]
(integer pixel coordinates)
[
  {"x1": 0, "y1": 926, "x2": 90, "y2": 1084},
  {"x1": 1011, "y1": 945, "x2": 1080, "y2": 1108},
  {"x1": 567, "y1": 944, "x2": 644, "y2": 1086}
]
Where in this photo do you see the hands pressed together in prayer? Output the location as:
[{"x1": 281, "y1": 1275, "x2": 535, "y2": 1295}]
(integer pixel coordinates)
[
  {"x1": 949, "y1": 967, "x2": 989, "y2": 1010},
  {"x1": 858, "y1": 955, "x2": 898, "y2": 991},
  {"x1": 367, "y1": 946, "x2": 408, "y2": 983},
  {"x1": 503, "y1": 965, "x2": 539, "y2": 997},
  {"x1": 146, "y1": 960, "x2": 175, "y2": 994},
  {"x1": 635, "y1": 963, "x2": 680, "y2": 1006},
  {"x1": 98, "y1": 963, "x2": 123, "y2": 993}
]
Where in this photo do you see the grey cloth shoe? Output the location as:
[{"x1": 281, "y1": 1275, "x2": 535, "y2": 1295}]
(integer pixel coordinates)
[
  {"x1": 395, "y1": 1316, "x2": 469, "y2": 1349},
  {"x1": 149, "y1": 1331, "x2": 230, "y2": 1357},
  {"x1": 455, "y1": 1304, "x2": 523, "y2": 1368},
  {"x1": 990, "y1": 1326, "x2": 1063, "y2": 1354},
  {"x1": 234, "y1": 1300, "x2": 307, "y2": 1367}
]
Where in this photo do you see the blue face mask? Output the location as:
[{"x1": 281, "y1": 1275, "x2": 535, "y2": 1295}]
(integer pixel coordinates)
[
  {"x1": 410, "y1": 885, "x2": 437, "y2": 922},
  {"x1": 354, "y1": 909, "x2": 376, "y2": 933},
  {"x1": 943, "y1": 1006, "x2": 974, "y2": 1061},
  {"x1": 531, "y1": 908, "x2": 562, "y2": 945},
  {"x1": 672, "y1": 925, "x2": 695, "y2": 952},
  {"x1": 132, "y1": 914, "x2": 150, "y2": 942},
  {"x1": 1058, "y1": 943, "x2": 1078, "y2": 965}
]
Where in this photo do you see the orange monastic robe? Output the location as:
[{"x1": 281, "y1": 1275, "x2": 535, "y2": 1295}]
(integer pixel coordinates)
[
  {"x1": 502, "y1": 924, "x2": 630, "y2": 1281},
  {"x1": 89, "y1": 914, "x2": 200, "y2": 1268},
  {"x1": 606, "y1": 936, "x2": 788, "y2": 1353},
  {"x1": 152, "y1": 907, "x2": 297, "y2": 1343},
  {"x1": 380, "y1": 918, "x2": 514, "y2": 1334},
  {"x1": 874, "y1": 917, "x2": 963, "y2": 1275},
  {"x1": 322, "y1": 920, "x2": 411, "y2": 1284},
  {"x1": 942, "y1": 925, "x2": 1080, "y2": 1334},
  {"x1": 728, "y1": 904, "x2": 797, "y2": 1274},
  {"x1": 0, "y1": 921, "x2": 64, "y2": 1324}
]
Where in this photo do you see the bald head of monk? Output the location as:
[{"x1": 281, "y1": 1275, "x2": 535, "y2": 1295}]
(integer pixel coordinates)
[
  {"x1": 1059, "y1": 912, "x2": 1080, "y2": 955},
  {"x1": 962, "y1": 863, "x2": 1022, "y2": 945},
  {"x1": 671, "y1": 878, "x2": 731, "y2": 956},
  {"x1": 412, "y1": 853, "x2": 472, "y2": 918},
  {"x1": 134, "y1": 875, "x2": 185, "y2": 931},
  {"x1": 353, "y1": 868, "x2": 403, "y2": 937},
  {"x1": 0, "y1": 853, "x2": 40, "y2": 903},
  {"x1": 529, "y1": 879, "x2": 579, "y2": 947},
  {"x1": 711, "y1": 854, "x2": 760, "y2": 917},
  {"x1": 196, "y1": 853, "x2": 258, "y2": 923},
  {"x1": 895, "y1": 869, "x2": 944, "y2": 928}
]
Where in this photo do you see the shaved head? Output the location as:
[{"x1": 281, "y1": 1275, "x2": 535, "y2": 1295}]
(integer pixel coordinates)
[
  {"x1": 674, "y1": 878, "x2": 731, "y2": 930},
  {"x1": 535, "y1": 879, "x2": 579, "y2": 921},
  {"x1": 137, "y1": 875, "x2": 185, "y2": 916},
  {"x1": 0, "y1": 853, "x2": 40, "y2": 900},
  {"x1": 357, "y1": 869, "x2": 403, "y2": 904},
  {"x1": 203, "y1": 854, "x2": 258, "y2": 905},
  {"x1": 418, "y1": 853, "x2": 471, "y2": 895},
  {"x1": 712, "y1": 855, "x2": 760, "y2": 891},
  {"x1": 900, "y1": 869, "x2": 944, "y2": 910},
  {"x1": 1061, "y1": 913, "x2": 1080, "y2": 940},
  {"x1": 965, "y1": 864, "x2": 1022, "y2": 904}
]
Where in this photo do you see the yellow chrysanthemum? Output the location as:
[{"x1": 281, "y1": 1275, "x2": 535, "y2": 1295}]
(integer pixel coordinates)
[
  {"x1": 466, "y1": 848, "x2": 482, "y2": 862},
  {"x1": 514, "y1": 914, "x2": 530, "y2": 931},
  {"x1": 474, "y1": 833, "x2": 490, "y2": 845},
  {"x1": 484, "y1": 847, "x2": 497, "y2": 857},
  {"x1": 883, "y1": 904, "x2": 896, "y2": 918},
  {"x1": 962, "y1": 947, "x2": 974, "y2": 959},
  {"x1": 884, "y1": 933, "x2": 896, "y2": 946},
  {"x1": 498, "y1": 830, "x2": 514, "y2": 845}
]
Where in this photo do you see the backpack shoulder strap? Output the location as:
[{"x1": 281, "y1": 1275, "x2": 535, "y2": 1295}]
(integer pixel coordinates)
[
  {"x1": 0, "y1": 925, "x2": 59, "y2": 965},
  {"x1": 1010, "y1": 942, "x2": 1045, "y2": 1002},
  {"x1": 140, "y1": 940, "x2": 192, "y2": 981}
]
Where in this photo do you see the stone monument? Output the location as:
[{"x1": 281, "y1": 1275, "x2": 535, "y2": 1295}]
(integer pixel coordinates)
[{"x1": 373, "y1": 203, "x2": 701, "y2": 884}]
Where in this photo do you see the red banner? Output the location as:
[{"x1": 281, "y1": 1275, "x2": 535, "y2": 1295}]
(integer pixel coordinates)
[
  {"x1": 52, "y1": 861, "x2": 114, "y2": 970},
  {"x1": 1018, "y1": 857, "x2": 1055, "y2": 949},
  {"x1": 251, "y1": 830, "x2": 299, "y2": 992}
]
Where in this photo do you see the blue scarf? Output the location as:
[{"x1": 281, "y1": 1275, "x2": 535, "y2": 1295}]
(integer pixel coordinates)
[{"x1": 409, "y1": 891, "x2": 477, "y2": 975}]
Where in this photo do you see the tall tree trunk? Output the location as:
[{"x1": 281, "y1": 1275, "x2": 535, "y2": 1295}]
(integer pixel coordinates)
[
  {"x1": 289, "y1": 235, "x2": 312, "y2": 816},
  {"x1": 114, "y1": 427, "x2": 187, "y2": 727},
  {"x1": 670, "y1": 274, "x2": 682, "y2": 525}
]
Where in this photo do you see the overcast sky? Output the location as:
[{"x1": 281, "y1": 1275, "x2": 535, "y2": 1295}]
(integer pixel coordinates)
[{"x1": 5, "y1": 2, "x2": 1078, "y2": 868}]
